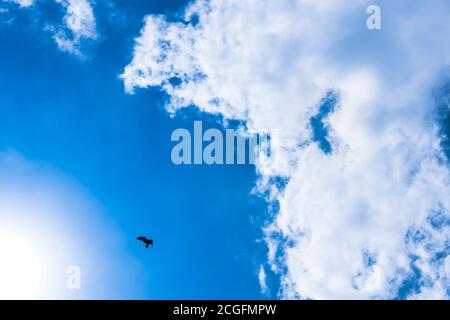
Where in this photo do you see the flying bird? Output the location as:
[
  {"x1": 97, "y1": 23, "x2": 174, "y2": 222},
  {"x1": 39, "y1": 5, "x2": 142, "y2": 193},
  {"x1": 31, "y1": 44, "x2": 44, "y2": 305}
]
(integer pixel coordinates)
[{"x1": 137, "y1": 236, "x2": 154, "y2": 248}]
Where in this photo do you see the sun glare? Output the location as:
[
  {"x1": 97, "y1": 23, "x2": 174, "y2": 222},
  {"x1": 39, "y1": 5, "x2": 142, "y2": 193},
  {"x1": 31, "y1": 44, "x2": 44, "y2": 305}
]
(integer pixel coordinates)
[
  {"x1": 0, "y1": 232, "x2": 47, "y2": 299},
  {"x1": 0, "y1": 153, "x2": 106, "y2": 299}
]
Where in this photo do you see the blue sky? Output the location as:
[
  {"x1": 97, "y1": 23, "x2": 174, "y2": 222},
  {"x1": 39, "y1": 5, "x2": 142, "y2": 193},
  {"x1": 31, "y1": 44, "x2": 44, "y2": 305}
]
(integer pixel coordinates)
[
  {"x1": 0, "y1": 0, "x2": 273, "y2": 299},
  {"x1": 1, "y1": 0, "x2": 449, "y2": 300}
]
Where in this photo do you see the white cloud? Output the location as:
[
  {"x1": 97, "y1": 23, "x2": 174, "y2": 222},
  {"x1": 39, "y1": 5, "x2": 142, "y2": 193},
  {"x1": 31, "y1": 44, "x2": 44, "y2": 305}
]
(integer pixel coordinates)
[
  {"x1": 2, "y1": 0, "x2": 97, "y2": 57},
  {"x1": 258, "y1": 265, "x2": 269, "y2": 295},
  {"x1": 52, "y1": 0, "x2": 97, "y2": 57},
  {"x1": 3, "y1": 0, "x2": 33, "y2": 8},
  {"x1": 122, "y1": 0, "x2": 450, "y2": 299}
]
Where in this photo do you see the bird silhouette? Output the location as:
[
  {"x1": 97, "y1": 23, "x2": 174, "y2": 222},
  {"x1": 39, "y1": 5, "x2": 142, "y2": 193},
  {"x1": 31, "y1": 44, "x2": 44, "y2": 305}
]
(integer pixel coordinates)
[{"x1": 137, "y1": 236, "x2": 154, "y2": 248}]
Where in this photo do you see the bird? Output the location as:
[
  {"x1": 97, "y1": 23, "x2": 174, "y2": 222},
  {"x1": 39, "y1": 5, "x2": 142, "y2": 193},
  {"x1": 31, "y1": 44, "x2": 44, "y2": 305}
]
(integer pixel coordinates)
[{"x1": 137, "y1": 236, "x2": 154, "y2": 248}]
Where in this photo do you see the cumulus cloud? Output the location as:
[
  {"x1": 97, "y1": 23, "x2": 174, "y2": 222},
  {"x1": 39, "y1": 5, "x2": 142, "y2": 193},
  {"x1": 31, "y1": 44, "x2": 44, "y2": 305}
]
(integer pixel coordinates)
[{"x1": 122, "y1": 0, "x2": 450, "y2": 299}]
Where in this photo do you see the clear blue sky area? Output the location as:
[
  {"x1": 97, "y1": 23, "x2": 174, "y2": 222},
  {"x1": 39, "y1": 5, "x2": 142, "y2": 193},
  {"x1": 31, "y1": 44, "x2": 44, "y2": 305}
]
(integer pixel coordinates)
[{"x1": 0, "y1": 0, "x2": 273, "y2": 299}]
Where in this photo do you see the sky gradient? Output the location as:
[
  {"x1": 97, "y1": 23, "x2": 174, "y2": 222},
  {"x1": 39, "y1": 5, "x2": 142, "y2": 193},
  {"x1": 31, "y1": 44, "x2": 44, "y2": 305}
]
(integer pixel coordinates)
[
  {"x1": 1, "y1": 0, "x2": 449, "y2": 300},
  {"x1": 0, "y1": 0, "x2": 271, "y2": 299}
]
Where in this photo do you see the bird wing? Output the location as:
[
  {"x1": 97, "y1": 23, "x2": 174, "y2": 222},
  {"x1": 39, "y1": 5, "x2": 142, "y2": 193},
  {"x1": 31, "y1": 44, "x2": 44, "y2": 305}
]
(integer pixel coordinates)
[{"x1": 137, "y1": 236, "x2": 147, "y2": 242}]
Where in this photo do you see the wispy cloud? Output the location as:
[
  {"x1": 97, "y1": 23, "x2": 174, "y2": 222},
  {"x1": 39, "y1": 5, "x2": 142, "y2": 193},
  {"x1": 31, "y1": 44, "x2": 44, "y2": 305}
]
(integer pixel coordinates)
[
  {"x1": 3, "y1": 0, "x2": 33, "y2": 8},
  {"x1": 258, "y1": 265, "x2": 269, "y2": 295},
  {"x1": 52, "y1": 0, "x2": 97, "y2": 57},
  {"x1": 122, "y1": 0, "x2": 450, "y2": 299},
  {"x1": 3, "y1": 0, "x2": 97, "y2": 57}
]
